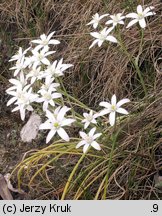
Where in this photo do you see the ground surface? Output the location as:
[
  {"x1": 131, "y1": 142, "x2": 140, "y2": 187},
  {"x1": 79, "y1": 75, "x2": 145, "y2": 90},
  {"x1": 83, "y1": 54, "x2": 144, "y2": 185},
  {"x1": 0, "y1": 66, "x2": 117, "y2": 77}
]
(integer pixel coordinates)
[{"x1": 0, "y1": 0, "x2": 162, "y2": 199}]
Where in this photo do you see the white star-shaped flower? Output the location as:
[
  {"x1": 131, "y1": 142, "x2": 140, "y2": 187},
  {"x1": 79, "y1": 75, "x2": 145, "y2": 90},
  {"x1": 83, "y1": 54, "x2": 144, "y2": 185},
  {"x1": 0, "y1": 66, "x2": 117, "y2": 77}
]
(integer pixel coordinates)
[
  {"x1": 31, "y1": 47, "x2": 55, "y2": 67},
  {"x1": 89, "y1": 27, "x2": 117, "y2": 49},
  {"x1": 87, "y1": 13, "x2": 109, "y2": 29},
  {"x1": 7, "y1": 86, "x2": 37, "y2": 120},
  {"x1": 44, "y1": 58, "x2": 73, "y2": 78},
  {"x1": 9, "y1": 57, "x2": 26, "y2": 76},
  {"x1": 82, "y1": 110, "x2": 98, "y2": 129},
  {"x1": 31, "y1": 31, "x2": 60, "y2": 51},
  {"x1": 76, "y1": 127, "x2": 102, "y2": 153},
  {"x1": 39, "y1": 106, "x2": 75, "y2": 143},
  {"x1": 99, "y1": 94, "x2": 130, "y2": 126},
  {"x1": 37, "y1": 88, "x2": 62, "y2": 111},
  {"x1": 26, "y1": 65, "x2": 43, "y2": 84},
  {"x1": 9, "y1": 47, "x2": 30, "y2": 62},
  {"x1": 40, "y1": 76, "x2": 60, "y2": 92},
  {"x1": 126, "y1": 5, "x2": 156, "y2": 29},
  {"x1": 6, "y1": 72, "x2": 27, "y2": 93},
  {"x1": 106, "y1": 13, "x2": 125, "y2": 28}
]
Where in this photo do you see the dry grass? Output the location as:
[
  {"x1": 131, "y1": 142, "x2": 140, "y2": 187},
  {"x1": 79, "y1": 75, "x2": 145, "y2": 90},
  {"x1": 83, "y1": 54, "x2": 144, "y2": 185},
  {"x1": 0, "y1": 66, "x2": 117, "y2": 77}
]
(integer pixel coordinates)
[{"x1": 0, "y1": 0, "x2": 162, "y2": 199}]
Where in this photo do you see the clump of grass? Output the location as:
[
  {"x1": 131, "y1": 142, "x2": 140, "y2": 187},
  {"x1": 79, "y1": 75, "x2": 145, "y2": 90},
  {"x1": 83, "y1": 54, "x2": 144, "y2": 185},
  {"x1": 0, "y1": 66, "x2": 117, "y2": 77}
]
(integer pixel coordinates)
[{"x1": 11, "y1": 92, "x2": 162, "y2": 199}]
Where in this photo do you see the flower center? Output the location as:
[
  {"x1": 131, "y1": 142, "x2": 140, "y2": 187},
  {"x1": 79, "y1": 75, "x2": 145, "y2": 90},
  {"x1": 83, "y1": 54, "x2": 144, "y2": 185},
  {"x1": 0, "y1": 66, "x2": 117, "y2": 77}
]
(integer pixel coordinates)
[
  {"x1": 113, "y1": 15, "x2": 119, "y2": 23},
  {"x1": 87, "y1": 115, "x2": 93, "y2": 122},
  {"x1": 99, "y1": 34, "x2": 107, "y2": 41},
  {"x1": 111, "y1": 105, "x2": 116, "y2": 111},
  {"x1": 93, "y1": 15, "x2": 99, "y2": 23},
  {"x1": 44, "y1": 93, "x2": 51, "y2": 100},
  {"x1": 53, "y1": 122, "x2": 60, "y2": 129},
  {"x1": 138, "y1": 13, "x2": 144, "y2": 19},
  {"x1": 86, "y1": 136, "x2": 93, "y2": 144},
  {"x1": 42, "y1": 39, "x2": 48, "y2": 45},
  {"x1": 52, "y1": 69, "x2": 60, "y2": 76},
  {"x1": 20, "y1": 94, "x2": 25, "y2": 101}
]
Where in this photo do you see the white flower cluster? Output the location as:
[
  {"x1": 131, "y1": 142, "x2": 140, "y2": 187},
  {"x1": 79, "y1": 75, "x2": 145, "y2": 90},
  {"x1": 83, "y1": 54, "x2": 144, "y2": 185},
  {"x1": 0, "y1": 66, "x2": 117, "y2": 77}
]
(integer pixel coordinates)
[
  {"x1": 6, "y1": 31, "x2": 75, "y2": 143},
  {"x1": 87, "y1": 5, "x2": 155, "y2": 48},
  {"x1": 77, "y1": 94, "x2": 130, "y2": 153},
  {"x1": 6, "y1": 31, "x2": 130, "y2": 154}
]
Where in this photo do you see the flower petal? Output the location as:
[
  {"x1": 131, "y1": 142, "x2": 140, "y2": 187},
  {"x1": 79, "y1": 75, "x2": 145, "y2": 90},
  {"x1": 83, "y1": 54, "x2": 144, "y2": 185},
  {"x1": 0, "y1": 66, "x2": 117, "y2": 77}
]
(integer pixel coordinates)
[
  {"x1": 98, "y1": 109, "x2": 110, "y2": 117},
  {"x1": 118, "y1": 20, "x2": 124, "y2": 25},
  {"x1": 20, "y1": 107, "x2": 25, "y2": 121},
  {"x1": 34, "y1": 44, "x2": 43, "y2": 51},
  {"x1": 57, "y1": 128, "x2": 69, "y2": 142},
  {"x1": 91, "y1": 141, "x2": 101, "y2": 151},
  {"x1": 61, "y1": 118, "x2": 75, "y2": 126},
  {"x1": 111, "y1": 94, "x2": 117, "y2": 105},
  {"x1": 40, "y1": 34, "x2": 46, "y2": 41},
  {"x1": 52, "y1": 92, "x2": 62, "y2": 99},
  {"x1": 49, "y1": 99, "x2": 55, "y2": 107},
  {"x1": 109, "y1": 111, "x2": 116, "y2": 126},
  {"x1": 31, "y1": 39, "x2": 42, "y2": 44},
  {"x1": 89, "y1": 127, "x2": 96, "y2": 136},
  {"x1": 12, "y1": 106, "x2": 20, "y2": 112},
  {"x1": 126, "y1": 19, "x2": 138, "y2": 28},
  {"x1": 93, "y1": 23, "x2": 98, "y2": 29},
  {"x1": 143, "y1": 6, "x2": 153, "y2": 14},
  {"x1": 7, "y1": 97, "x2": 17, "y2": 106},
  {"x1": 105, "y1": 20, "x2": 113, "y2": 25},
  {"x1": 39, "y1": 122, "x2": 52, "y2": 130},
  {"x1": 98, "y1": 40, "x2": 103, "y2": 47},
  {"x1": 46, "y1": 110, "x2": 55, "y2": 122},
  {"x1": 49, "y1": 39, "x2": 60, "y2": 45},
  {"x1": 47, "y1": 31, "x2": 55, "y2": 40},
  {"x1": 79, "y1": 131, "x2": 87, "y2": 140},
  {"x1": 42, "y1": 58, "x2": 50, "y2": 65},
  {"x1": 139, "y1": 18, "x2": 146, "y2": 28},
  {"x1": 137, "y1": 5, "x2": 143, "y2": 14},
  {"x1": 89, "y1": 39, "x2": 98, "y2": 49},
  {"x1": 144, "y1": 11, "x2": 156, "y2": 17},
  {"x1": 43, "y1": 101, "x2": 49, "y2": 111},
  {"x1": 57, "y1": 106, "x2": 70, "y2": 121},
  {"x1": 84, "y1": 121, "x2": 90, "y2": 129},
  {"x1": 87, "y1": 20, "x2": 94, "y2": 26},
  {"x1": 100, "y1": 14, "x2": 109, "y2": 19},
  {"x1": 106, "y1": 35, "x2": 118, "y2": 43},
  {"x1": 76, "y1": 140, "x2": 86, "y2": 149},
  {"x1": 126, "y1": 13, "x2": 138, "y2": 19},
  {"x1": 99, "y1": 101, "x2": 111, "y2": 109},
  {"x1": 83, "y1": 143, "x2": 89, "y2": 153},
  {"x1": 90, "y1": 32, "x2": 100, "y2": 39},
  {"x1": 46, "y1": 129, "x2": 56, "y2": 143},
  {"x1": 117, "y1": 108, "x2": 129, "y2": 115},
  {"x1": 93, "y1": 133, "x2": 102, "y2": 139},
  {"x1": 106, "y1": 27, "x2": 114, "y2": 34},
  {"x1": 116, "y1": 98, "x2": 130, "y2": 107}
]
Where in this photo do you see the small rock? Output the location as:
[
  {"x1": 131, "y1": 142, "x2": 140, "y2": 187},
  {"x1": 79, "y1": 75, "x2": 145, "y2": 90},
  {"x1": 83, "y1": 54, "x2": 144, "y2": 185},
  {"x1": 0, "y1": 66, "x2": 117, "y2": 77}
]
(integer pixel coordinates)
[{"x1": 20, "y1": 113, "x2": 41, "y2": 143}]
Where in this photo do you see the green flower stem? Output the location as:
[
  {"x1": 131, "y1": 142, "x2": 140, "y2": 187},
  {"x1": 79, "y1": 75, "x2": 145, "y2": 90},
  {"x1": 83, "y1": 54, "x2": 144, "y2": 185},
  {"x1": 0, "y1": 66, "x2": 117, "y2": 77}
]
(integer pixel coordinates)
[
  {"x1": 56, "y1": 77, "x2": 89, "y2": 127},
  {"x1": 61, "y1": 151, "x2": 87, "y2": 200},
  {"x1": 117, "y1": 28, "x2": 147, "y2": 96},
  {"x1": 95, "y1": 174, "x2": 107, "y2": 200},
  {"x1": 60, "y1": 89, "x2": 90, "y2": 110},
  {"x1": 138, "y1": 28, "x2": 144, "y2": 60},
  {"x1": 102, "y1": 128, "x2": 117, "y2": 199},
  {"x1": 134, "y1": 59, "x2": 147, "y2": 96}
]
